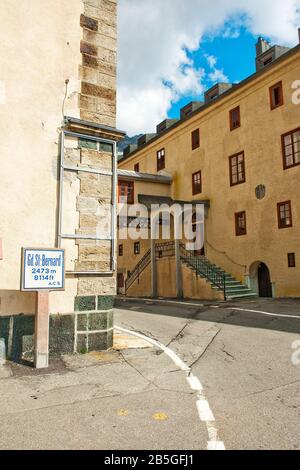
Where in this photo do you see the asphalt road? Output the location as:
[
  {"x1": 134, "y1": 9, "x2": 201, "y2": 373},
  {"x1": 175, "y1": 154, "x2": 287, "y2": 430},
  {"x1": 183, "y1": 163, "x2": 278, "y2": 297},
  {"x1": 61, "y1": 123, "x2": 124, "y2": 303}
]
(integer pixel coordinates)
[
  {"x1": 114, "y1": 297, "x2": 300, "y2": 450},
  {"x1": 0, "y1": 297, "x2": 299, "y2": 450}
]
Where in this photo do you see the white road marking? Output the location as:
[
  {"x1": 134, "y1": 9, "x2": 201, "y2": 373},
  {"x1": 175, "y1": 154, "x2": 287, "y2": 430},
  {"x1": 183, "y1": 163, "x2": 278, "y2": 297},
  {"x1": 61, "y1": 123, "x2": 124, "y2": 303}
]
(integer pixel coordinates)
[
  {"x1": 207, "y1": 441, "x2": 226, "y2": 451},
  {"x1": 120, "y1": 297, "x2": 205, "y2": 308},
  {"x1": 115, "y1": 325, "x2": 225, "y2": 451},
  {"x1": 119, "y1": 297, "x2": 300, "y2": 320},
  {"x1": 196, "y1": 399, "x2": 215, "y2": 422},
  {"x1": 187, "y1": 375, "x2": 203, "y2": 391},
  {"x1": 227, "y1": 307, "x2": 300, "y2": 320}
]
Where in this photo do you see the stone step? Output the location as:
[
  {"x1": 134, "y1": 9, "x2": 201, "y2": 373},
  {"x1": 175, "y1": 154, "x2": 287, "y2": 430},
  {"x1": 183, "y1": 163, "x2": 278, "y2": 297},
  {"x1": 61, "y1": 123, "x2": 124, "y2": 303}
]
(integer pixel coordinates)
[
  {"x1": 226, "y1": 288, "x2": 254, "y2": 294},
  {"x1": 212, "y1": 285, "x2": 250, "y2": 293},
  {"x1": 228, "y1": 292, "x2": 258, "y2": 299},
  {"x1": 182, "y1": 255, "x2": 257, "y2": 299}
]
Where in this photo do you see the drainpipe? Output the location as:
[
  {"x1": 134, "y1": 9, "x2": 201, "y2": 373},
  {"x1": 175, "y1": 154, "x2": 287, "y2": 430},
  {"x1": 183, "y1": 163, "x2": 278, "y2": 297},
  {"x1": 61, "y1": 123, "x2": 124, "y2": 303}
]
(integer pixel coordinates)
[
  {"x1": 175, "y1": 239, "x2": 183, "y2": 299},
  {"x1": 151, "y1": 238, "x2": 157, "y2": 298}
]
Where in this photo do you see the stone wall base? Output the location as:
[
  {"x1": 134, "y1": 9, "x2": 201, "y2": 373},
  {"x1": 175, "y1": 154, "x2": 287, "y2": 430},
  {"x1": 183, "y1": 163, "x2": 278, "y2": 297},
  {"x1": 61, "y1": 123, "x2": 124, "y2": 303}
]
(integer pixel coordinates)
[{"x1": 0, "y1": 295, "x2": 114, "y2": 363}]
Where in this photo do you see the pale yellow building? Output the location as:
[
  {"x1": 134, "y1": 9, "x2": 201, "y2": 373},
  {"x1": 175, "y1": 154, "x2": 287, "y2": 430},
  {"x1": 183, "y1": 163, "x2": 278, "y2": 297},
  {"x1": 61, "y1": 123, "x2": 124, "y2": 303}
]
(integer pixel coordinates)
[{"x1": 118, "y1": 34, "x2": 300, "y2": 300}]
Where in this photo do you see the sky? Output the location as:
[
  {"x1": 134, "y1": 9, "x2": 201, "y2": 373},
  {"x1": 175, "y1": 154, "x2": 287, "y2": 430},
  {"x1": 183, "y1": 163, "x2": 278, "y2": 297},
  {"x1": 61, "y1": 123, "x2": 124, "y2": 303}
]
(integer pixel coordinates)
[{"x1": 117, "y1": 0, "x2": 300, "y2": 136}]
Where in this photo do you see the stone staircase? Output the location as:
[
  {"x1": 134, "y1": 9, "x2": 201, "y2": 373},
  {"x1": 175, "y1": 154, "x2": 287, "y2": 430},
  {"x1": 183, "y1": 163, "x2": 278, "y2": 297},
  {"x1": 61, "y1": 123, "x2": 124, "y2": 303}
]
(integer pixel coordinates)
[{"x1": 180, "y1": 246, "x2": 257, "y2": 300}]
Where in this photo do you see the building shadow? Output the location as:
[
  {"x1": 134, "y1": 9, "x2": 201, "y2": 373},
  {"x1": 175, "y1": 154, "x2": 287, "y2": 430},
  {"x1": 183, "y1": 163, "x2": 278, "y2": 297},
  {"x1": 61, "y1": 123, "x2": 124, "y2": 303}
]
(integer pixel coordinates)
[
  {"x1": 0, "y1": 313, "x2": 34, "y2": 365},
  {"x1": 115, "y1": 297, "x2": 300, "y2": 335}
]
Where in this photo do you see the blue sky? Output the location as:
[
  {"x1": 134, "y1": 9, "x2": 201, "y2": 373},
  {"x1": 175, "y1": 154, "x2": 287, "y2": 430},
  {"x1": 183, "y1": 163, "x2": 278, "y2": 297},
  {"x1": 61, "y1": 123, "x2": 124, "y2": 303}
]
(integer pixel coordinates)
[
  {"x1": 117, "y1": 0, "x2": 300, "y2": 136},
  {"x1": 168, "y1": 28, "x2": 258, "y2": 119}
]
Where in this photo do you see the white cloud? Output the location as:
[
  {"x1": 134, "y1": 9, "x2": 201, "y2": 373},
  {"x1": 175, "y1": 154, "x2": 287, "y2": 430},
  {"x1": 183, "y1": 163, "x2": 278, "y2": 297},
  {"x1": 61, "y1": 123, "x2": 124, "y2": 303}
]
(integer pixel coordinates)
[
  {"x1": 205, "y1": 54, "x2": 229, "y2": 85},
  {"x1": 117, "y1": 0, "x2": 300, "y2": 135},
  {"x1": 208, "y1": 69, "x2": 229, "y2": 84},
  {"x1": 205, "y1": 54, "x2": 217, "y2": 68}
]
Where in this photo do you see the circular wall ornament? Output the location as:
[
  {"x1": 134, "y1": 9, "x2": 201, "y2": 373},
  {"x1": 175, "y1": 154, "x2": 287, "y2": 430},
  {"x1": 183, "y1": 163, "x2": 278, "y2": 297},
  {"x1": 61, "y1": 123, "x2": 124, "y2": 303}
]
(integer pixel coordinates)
[{"x1": 255, "y1": 184, "x2": 266, "y2": 200}]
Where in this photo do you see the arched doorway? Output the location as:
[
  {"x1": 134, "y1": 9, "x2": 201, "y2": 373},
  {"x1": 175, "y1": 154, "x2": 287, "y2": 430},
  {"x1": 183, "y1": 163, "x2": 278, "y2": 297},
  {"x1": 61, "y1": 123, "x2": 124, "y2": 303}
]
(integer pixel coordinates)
[
  {"x1": 257, "y1": 263, "x2": 272, "y2": 298},
  {"x1": 249, "y1": 261, "x2": 273, "y2": 298}
]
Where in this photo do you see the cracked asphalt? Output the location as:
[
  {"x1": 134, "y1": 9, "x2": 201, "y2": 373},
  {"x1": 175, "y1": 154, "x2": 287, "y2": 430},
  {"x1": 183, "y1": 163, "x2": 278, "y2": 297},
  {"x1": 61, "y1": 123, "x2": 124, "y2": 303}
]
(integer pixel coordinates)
[
  {"x1": 0, "y1": 297, "x2": 300, "y2": 450},
  {"x1": 115, "y1": 297, "x2": 300, "y2": 450}
]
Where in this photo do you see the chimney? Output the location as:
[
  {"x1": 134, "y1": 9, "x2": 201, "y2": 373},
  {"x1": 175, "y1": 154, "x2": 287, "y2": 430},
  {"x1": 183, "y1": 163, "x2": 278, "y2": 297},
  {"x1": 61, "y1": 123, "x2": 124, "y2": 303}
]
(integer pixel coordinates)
[
  {"x1": 156, "y1": 119, "x2": 178, "y2": 135},
  {"x1": 256, "y1": 37, "x2": 271, "y2": 57}
]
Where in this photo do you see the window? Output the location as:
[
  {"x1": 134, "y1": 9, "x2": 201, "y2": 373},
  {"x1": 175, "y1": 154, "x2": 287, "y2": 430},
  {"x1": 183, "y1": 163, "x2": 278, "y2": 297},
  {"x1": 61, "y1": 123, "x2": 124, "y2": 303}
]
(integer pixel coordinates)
[
  {"x1": 277, "y1": 201, "x2": 292, "y2": 229},
  {"x1": 192, "y1": 171, "x2": 202, "y2": 195},
  {"x1": 235, "y1": 211, "x2": 247, "y2": 236},
  {"x1": 134, "y1": 242, "x2": 140, "y2": 255},
  {"x1": 118, "y1": 180, "x2": 134, "y2": 204},
  {"x1": 282, "y1": 127, "x2": 300, "y2": 169},
  {"x1": 118, "y1": 245, "x2": 123, "y2": 257},
  {"x1": 79, "y1": 138, "x2": 113, "y2": 154},
  {"x1": 134, "y1": 163, "x2": 140, "y2": 172},
  {"x1": 229, "y1": 152, "x2": 246, "y2": 186},
  {"x1": 192, "y1": 213, "x2": 205, "y2": 256},
  {"x1": 157, "y1": 148, "x2": 165, "y2": 171},
  {"x1": 270, "y1": 81, "x2": 283, "y2": 110},
  {"x1": 229, "y1": 106, "x2": 241, "y2": 131},
  {"x1": 288, "y1": 253, "x2": 296, "y2": 268},
  {"x1": 191, "y1": 129, "x2": 200, "y2": 150}
]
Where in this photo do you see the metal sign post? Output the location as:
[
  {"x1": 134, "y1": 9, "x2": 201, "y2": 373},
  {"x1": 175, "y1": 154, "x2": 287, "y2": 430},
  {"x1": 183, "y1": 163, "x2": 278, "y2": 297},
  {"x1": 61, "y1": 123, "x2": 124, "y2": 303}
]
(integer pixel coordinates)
[{"x1": 21, "y1": 248, "x2": 65, "y2": 369}]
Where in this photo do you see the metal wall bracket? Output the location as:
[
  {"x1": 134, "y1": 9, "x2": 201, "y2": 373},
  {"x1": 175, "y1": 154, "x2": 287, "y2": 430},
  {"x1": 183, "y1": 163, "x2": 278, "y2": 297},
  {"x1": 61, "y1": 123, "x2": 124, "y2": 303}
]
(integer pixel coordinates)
[{"x1": 57, "y1": 129, "x2": 117, "y2": 274}]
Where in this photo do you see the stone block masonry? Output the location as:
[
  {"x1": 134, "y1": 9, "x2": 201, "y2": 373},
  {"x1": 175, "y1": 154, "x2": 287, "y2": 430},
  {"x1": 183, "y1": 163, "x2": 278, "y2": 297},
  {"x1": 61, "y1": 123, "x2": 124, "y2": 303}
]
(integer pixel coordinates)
[
  {"x1": 69, "y1": 0, "x2": 118, "y2": 354},
  {"x1": 0, "y1": 296, "x2": 115, "y2": 362},
  {"x1": 80, "y1": 0, "x2": 117, "y2": 128}
]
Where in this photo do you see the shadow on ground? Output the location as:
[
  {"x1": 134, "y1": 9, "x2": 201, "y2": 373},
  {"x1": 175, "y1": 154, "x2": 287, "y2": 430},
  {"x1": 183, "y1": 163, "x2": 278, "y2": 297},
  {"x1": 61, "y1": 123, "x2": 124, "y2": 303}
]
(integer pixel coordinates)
[{"x1": 115, "y1": 297, "x2": 300, "y2": 335}]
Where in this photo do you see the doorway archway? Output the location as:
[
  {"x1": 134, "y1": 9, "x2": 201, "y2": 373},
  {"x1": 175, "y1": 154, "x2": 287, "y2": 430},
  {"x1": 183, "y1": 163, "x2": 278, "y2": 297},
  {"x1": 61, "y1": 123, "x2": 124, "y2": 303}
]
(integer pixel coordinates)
[
  {"x1": 257, "y1": 263, "x2": 273, "y2": 298},
  {"x1": 249, "y1": 261, "x2": 273, "y2": 298}
]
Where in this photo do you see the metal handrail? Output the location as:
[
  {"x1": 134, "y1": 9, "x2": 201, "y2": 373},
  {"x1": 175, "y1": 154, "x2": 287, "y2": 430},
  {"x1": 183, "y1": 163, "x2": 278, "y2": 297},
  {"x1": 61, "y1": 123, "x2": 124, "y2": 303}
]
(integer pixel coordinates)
[
  {"x1": 180, "y1": 244, "x2": 227, "y2": 300},
  {"x1": 125, "y1": 249, "x2": 151, "y2": 292},
  {"x1": 206, "y1": 240, "x2": 247, "y2": 272}
]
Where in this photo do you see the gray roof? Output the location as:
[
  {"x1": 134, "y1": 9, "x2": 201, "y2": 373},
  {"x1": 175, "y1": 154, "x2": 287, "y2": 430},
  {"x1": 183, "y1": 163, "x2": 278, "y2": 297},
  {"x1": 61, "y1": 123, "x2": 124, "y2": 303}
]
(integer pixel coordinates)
[
  {"x1": 138, "y1": 194, "x2": 210, "y2": 208},
  {"x1": 119, "y1": 43, "x2": 300, "y2": 163},
  {"x1": 118, "y1": 169, "x2": 172, "y2": 185}
]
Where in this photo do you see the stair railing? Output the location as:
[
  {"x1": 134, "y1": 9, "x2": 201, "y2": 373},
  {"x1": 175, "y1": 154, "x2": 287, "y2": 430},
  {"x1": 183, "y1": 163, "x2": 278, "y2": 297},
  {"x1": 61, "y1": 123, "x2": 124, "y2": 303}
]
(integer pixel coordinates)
[
  {"x1": 125, "y1": 249, "x2": 151, "y2": 293},
  {"x1": 180, "y1": 244, "x2": 227, "y2": 300}
]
